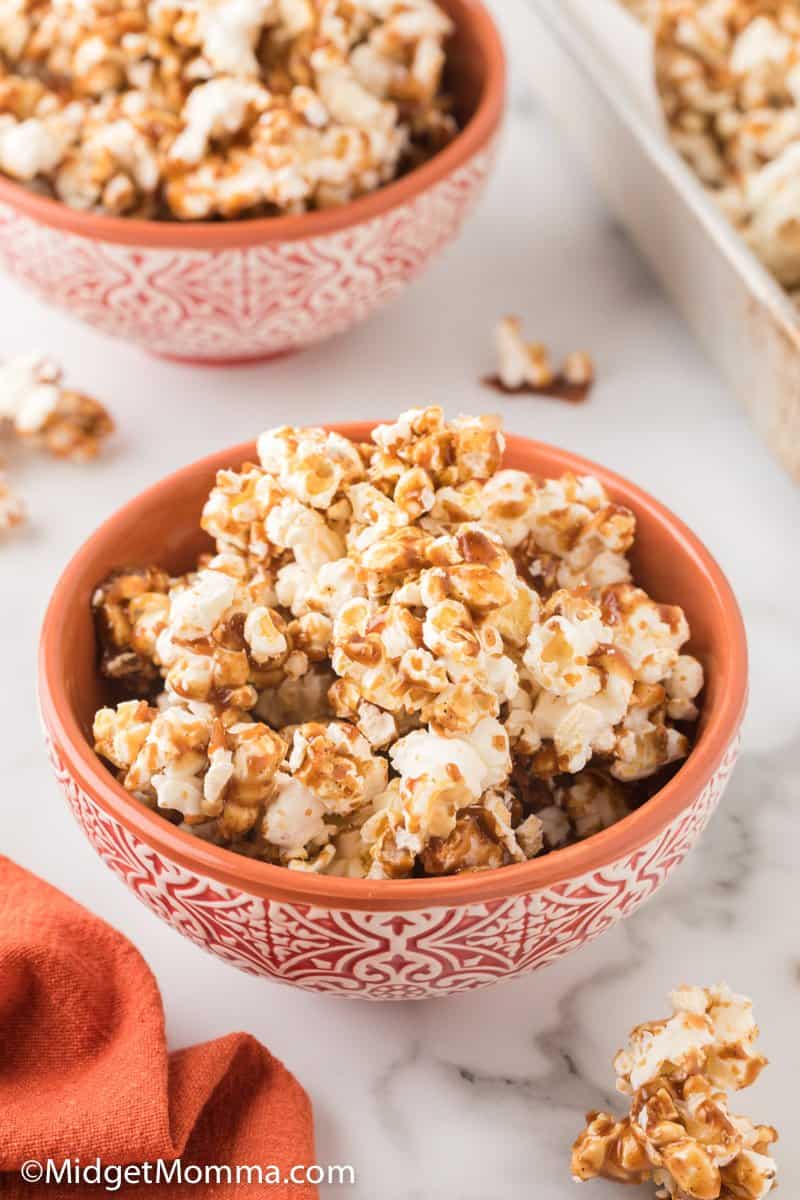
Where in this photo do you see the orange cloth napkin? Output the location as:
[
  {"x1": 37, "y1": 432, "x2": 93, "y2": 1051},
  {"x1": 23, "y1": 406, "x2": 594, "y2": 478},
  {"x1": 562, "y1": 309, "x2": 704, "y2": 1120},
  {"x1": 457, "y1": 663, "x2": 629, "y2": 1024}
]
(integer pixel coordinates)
[{"x1": 0, "y1": 857, "x2": 316, "y2": 1199}]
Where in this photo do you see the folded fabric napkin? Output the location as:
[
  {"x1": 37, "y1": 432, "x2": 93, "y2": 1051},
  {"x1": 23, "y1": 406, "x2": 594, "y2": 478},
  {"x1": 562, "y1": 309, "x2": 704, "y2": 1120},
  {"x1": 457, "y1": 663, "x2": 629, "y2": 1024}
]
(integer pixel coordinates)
[{"x1": 0, "y1": 857, "x2": 316, "y2": 1198}]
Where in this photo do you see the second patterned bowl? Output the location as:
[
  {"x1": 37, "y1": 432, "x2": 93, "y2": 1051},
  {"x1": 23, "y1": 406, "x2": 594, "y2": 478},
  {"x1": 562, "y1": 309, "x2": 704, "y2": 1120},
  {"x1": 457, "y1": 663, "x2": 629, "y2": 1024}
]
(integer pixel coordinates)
[{"x1": 0, "y1": 0, "x2": 504, "y2": 364}]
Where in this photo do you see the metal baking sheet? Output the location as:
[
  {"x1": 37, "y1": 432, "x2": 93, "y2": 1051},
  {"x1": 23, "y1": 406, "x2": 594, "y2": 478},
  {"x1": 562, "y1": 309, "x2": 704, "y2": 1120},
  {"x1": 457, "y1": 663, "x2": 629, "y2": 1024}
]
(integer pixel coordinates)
[{"x1": 522, "y1": 0, "x2": 800, "y2": 481}]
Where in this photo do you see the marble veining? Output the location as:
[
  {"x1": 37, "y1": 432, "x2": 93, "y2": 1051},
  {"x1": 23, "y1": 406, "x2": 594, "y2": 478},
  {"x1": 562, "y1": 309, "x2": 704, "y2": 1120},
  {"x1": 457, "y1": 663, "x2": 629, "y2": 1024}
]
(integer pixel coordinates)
[{"x1": 2, "y1": 1, "x2": 798, "y2": 1195}]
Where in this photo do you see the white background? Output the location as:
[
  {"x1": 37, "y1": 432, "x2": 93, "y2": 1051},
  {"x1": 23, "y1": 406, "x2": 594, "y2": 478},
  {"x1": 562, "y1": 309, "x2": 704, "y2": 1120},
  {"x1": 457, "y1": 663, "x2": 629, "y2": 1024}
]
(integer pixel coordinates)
[{"x1": 3, "y1": 1, "x2": 799, "y2": 1195}]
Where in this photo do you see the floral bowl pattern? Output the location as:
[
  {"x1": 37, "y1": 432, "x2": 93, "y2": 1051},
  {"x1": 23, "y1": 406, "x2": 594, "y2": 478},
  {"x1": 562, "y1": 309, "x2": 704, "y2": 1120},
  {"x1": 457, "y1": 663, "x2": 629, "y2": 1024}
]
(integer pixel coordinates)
[{"x1": 38, "y1": 428, "x2": 748, "y2": 999}]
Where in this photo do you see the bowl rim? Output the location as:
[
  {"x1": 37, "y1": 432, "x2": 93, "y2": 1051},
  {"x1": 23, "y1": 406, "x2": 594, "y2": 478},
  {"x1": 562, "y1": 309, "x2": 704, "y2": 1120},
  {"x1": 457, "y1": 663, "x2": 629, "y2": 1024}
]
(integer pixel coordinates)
[
  {"x1": 0, "y1": 0, "x2": 505, "y2": 251},
  {"x1": 39, "y1": 425, "x2": 748, "y2": 911}
]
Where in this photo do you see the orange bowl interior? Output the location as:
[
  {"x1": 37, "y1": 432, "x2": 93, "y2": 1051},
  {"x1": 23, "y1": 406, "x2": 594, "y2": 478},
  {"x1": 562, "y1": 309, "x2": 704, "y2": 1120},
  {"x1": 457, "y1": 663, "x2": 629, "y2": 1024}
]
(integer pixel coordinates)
[{"x1": 39, "y1": 427, "x2": 748, "y2": 911}]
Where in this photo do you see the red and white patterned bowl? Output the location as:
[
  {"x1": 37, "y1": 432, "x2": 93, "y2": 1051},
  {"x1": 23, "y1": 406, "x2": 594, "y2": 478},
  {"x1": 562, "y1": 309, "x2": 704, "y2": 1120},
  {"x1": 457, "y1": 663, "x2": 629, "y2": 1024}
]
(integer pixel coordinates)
[
  {"x1": 38, "y1": 427, "x2": 748, "y2": 999},
  {"x1": 0, "y1": 1, "x2": 503, "y2": 365}
]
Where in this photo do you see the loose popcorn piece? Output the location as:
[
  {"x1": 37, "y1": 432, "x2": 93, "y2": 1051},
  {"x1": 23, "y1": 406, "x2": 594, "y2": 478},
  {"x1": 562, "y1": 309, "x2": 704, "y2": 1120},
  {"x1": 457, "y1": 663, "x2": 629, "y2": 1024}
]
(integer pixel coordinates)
[
  {"x1": 562, "y1": 349, "x2": 596, "y2": 388},
  {"x1": 0, "y1": 352, "x2": 113, "y2": 460},
  {"x1": 91, "y1": 409, "x2": 704, "y2": 875},
  {"x1": 572, "y1": 985, "x2": 778, "y2": 1200},
  {"x1": 0, "y1": 352, "x2": 114, "y2": 542},
  {"x1": 0, "y1": 469, "x2": 25, "y2": 533},
  {"x1": 0, "y1": 0, "x2": 458, "y2": 220},
  {"x1": 494, "y1": 316, "x2": 555, "y2": 390},
  {"x1": 487, "y1": 317, "x2": 596, "y2": 402},
  {"x1": 654, "y1": 0, "x2": 800, "y2": 288}
]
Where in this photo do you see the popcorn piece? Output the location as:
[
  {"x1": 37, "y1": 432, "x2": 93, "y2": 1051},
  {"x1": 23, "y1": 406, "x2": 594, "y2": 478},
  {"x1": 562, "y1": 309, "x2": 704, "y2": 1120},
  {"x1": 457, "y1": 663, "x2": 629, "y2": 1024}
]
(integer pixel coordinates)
[
  {"x1": 537, "y1": 803, "x2": 571, "y2": 849},
  {"x1": 611, "y1": 681, "x2": 690, "y2": 782},
  {"x1": 93, "y1": 699, "x2": 158, "y2": 778},
  {"x1": 213, "y1": 719, "x2": 287, "y2": 835},
  {"x1": 361, "y1": 719, "x2": 511, "y2": 874},
  {"x1": 258, "y1": 424, "x2": 365, "y2": 508},
  {"x1": 200, "y1": 463, "x2": 272, "y2": 559},
  {"x1": 390, "y1": 718, "x2": 511, "y2": 797},
  {"x1": 154, "y1": 0, "x2": 274, "y2": 78},
  {"x1": 156, "y1": 556, "x2": 294, "y2": 708},
  {"x1": 665, "y1": 653, "x2": 705, "y2": 721},
  {"x1": 0, "y1": 84, "x2": 83, "y2": 182},
  {"x1": 494, "y1": 316, "x2": 555, "y2": 390},
  {"x1": 419, "y1": 806, "x2": 505, "y2": 874},
  {"x1": 562, "y1": 349, "x2": 595, "y2": 387},
  {"x1": 32, "y1": 388, "x2": 115, "y2": 460},
  {"x1": 515, "y1": 812, "x2": 545, "y2": 858},
  {"x1": 261, "y1": 772, "x2": 329, "y2": 854},
  {"x1": 572, "y1": 985, "x2": 778, "y2": 1200},
  {"x1": 663, "y1": 983, "x2": 768, "y2": 1092},
  {"x1": 491, "y1": 318, "x2": 596, "y2": 399},
  {"x1": 0, "y1": 352, "x2": 113, "y2": 460},
  {"x1": 473, "y1": 469, "x2": 537, "y2": 549},
  {"x1": 168, "y1": 76, "x2": 268, "y2": 165},
  {"x1": 524, "y1": 590, "x2": 612, "y2": 703},
  {"x1": 601, "y1": 583, "x2": 693, "y2": 685},
  {"x1": 92, "y1": 564, "x2": 172, "y2": 695},
  {"x1": 556, "y1": 770, "x2": 630, "y2": 840},
  {"x1": 360, "y1": 786, "x2": 420, "y2": 879},
  {"x1": 521, "y1": 593, "x2": 637, "y2": 776},
  {"x1": 523, "y1": 473, "x2": 635, "y2": 591},
  {"x1": 355, "y1": 700, "x2": 397, "y2": 748},
  {"x1": 370, "y1": 407, "x2": 505, "y2": 490},
  {"x1": 286, "y1": 843, "x2": 337, "y2": 872},
  {"x1": 93, "y1": 699, "x2": 285, "y2": 836},
  {"x1": 283, "y1": 719, "x2": 387, "y2": 817},
  {"x1": 572, "y1": 1112, "x2": 652, "y2": 1184},
  {"x1": 288, "y1": 611, "x2": 333, "y2": 660},
  {"x1": 0, "y1": 470, "x2": 25, "y2": 533}
]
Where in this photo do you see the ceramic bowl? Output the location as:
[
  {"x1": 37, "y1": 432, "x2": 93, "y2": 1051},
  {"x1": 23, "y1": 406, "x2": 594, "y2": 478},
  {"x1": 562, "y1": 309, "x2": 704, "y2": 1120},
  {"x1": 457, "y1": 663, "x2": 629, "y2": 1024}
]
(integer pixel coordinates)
[
  {"x1": 39, "y1": 426, "x2": 747, "y2": 999},
  {"x1": 0, "y1": 0, "x2": 504, "y2": 365}
]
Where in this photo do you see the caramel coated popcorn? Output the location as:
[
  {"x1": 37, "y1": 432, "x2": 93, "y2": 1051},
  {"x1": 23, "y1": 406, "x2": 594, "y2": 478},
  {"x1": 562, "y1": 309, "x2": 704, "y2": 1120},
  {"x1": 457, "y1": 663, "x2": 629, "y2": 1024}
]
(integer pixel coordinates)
[
  {"x1": 490, "y1": 317, "x2": 596, "y2": 402},
  {"x1": 0, "y1": 352, "x2": 113, "y2": 459},
  {"x1": 92, "y1": 409, "x2": 704, "y2": 876},
  {"x1": 0, "y1": 0, "x2": 458, "y2": 220},
  {"x1": 652, "y1": 0, "x2": 800, "y2": 289},
  {"x1": 0, "y1": 468, "x2": 24, "y2": 533},
  {"x1": 0, "y1": 352, "x2": 113, "y2": 535},
  {"x1": 572, "y1": 985, "x2": 778, "y2": 1200},
  {"x1": 92, "y1": 565, "x2": 172, "y2": 695}
]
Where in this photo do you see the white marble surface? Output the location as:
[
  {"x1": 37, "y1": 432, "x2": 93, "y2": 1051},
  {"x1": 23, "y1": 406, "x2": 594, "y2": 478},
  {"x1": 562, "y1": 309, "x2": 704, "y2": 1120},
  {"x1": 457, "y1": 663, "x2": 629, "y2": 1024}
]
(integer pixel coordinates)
[{"x1": 2, "y1": 1, "x2": 799, "y2": 1195}]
